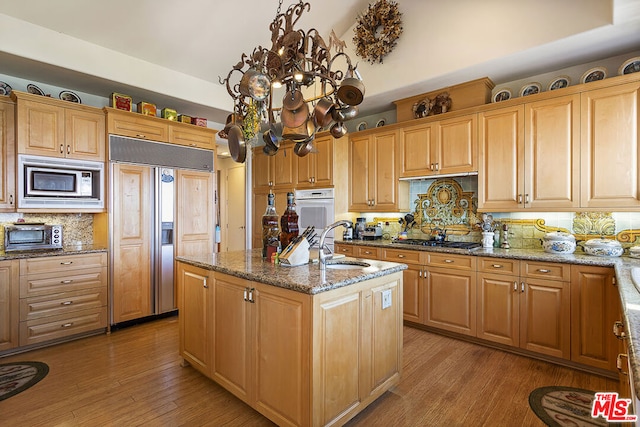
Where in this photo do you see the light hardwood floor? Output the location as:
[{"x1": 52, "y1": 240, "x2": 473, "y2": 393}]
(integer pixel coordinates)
[{"x1": 0, "y1": 316, "x2": 619, "y2": 426}]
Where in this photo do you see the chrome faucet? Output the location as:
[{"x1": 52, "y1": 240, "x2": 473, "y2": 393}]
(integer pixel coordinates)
[{"x1": 319, "y1": 220, "x2": 353, "y2": 270}]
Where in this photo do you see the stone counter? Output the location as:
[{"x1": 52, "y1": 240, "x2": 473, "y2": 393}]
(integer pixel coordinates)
[
  {"x1": 176, "y1": 248, "x2": 407, "y2": 295},
  {"x1": 0, "y1": 245, "x2": 108, "y2": 261}
]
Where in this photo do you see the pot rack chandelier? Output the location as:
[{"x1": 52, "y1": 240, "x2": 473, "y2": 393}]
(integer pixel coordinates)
[{"x1": 219, "y1": 0, "x2": 365, "y2": 163}]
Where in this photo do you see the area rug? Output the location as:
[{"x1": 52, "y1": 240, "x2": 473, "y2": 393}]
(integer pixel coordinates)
[
  {"x1": 0, "y1": 362, "x2": 49, "y2": 401},
  {"x1": 529, "y1": 386, "x2": 625, "y2": 427}
]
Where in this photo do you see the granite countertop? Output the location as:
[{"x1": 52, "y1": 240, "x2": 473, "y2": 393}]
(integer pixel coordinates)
[
  {"x1": 176, "y1": 249, "x2": 407, "y2": 295},
  {"x1": 0, "y1": 244, "x2": 108, "y2": 260}
]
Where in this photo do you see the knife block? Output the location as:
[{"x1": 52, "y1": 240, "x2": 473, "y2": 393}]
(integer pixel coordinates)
[{"x1": 280, "y1": 238, "x2": 310, "y2": 267}]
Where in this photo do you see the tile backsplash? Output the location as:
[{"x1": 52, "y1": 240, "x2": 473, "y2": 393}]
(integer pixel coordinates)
[{"x1": 0, "y1": 213, "x2": 94, "y2": 251}]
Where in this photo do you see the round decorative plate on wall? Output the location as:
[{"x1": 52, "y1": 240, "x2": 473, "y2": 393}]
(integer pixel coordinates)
[
  {"x1": 619, "y1": 57, "x2": 640, "y2": 75},
  {"x1": 519, "y1": 82, "x2": 541, "y2": 97},
  {"x1": 492, "y1": 88, "x2": 511, "y2": 102},
  {"x1": 581, "y1": 67, "x2": 607, "y2": 83},
  {"x1": 548, "y1": 76, "x2": 571, "y2": 91}
]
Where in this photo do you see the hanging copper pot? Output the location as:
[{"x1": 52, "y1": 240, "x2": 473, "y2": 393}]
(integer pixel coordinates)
[
  {"x1": 283, "y1": 117, "x2": 316, "y2": 142},
  {"x1": 337, "y1": 78, "x2": 365, "y2": 106},
  {"x1": 282, "y1": 89, "x2": 304, "y2": 110},
  {"x1": 294, "y1": 140, "x2": 314, "y2": 157},
  {"x1": 313, "y1": 97, "x2": 337, "y2": 128},
  {"x1": 280, "y1": 101, "x2": 309, "y2": 128},
  {"x1": 262, "y1": 129, "x2": 280, "y2": 156},
  {"x1": 239, "y1": 68, "x2": 270, "y2": 101},
  {"x1": 227, "y1": 124, "x2": 246, "y2": 163},
  {"x1": 330, "y1": 121, "x2": 347, "y2": 138},
  {"x1": 332, "y1": 105, "x2": 359, "y2": 122}
]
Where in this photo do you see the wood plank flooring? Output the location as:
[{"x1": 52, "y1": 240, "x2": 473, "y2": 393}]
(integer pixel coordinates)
[{"x1": 0, "y1": 316, "x2": 619, "y2": 426}]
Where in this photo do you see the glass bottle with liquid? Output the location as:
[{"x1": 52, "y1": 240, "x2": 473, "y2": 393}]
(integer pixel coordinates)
[
  {"x1": 262, "y1": 193, "x2": 280, "y2": 258},
  {"x1": 280, "y1": 192, "x2": 299, "y2": 249}
]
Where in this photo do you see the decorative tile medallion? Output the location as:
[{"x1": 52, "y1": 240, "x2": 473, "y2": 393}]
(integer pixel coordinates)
[
  {"x1": 572, "y1": 212, "x2": 615, "y2": 236},
  {"x1": 414, "y1": 178, "x2": 476, "y2": 234}
]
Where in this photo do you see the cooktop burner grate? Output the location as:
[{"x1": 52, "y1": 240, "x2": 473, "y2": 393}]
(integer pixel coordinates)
[{"x1": 392, "y1": 239, "x2": 481, "y2": 249}]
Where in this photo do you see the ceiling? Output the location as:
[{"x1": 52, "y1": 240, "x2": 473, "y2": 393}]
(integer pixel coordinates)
[{"x1": 0, "y1": 0, "x2": 639, "y2": 130}]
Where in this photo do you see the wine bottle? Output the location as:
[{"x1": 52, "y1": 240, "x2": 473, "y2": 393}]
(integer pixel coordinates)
[
  {"x1": 262, "y1": 193, "x2": 280, "y2": 258},
  {"x1": 280, "y1": 192, "x2": 299, "y2": 249}
]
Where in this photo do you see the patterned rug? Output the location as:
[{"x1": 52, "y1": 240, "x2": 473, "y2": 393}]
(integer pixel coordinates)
[
  {"x1": 529, "y1": 386, "x2": 625, "y2": 427},
  {"x1": 0, "y1": 362, "x2": 49, "y2": 401}
]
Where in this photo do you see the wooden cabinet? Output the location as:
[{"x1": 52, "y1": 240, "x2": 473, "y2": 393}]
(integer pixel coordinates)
[
  {"x1": 18, "y1": 253, "x2": 107, "y2": 346},
  {"x1": 570, "y1": 265, "x2": 617, "y2": 372},
  {"x1": 424, "y1": 253, "x2": 477, "y2": 336},
  {"x1": 477, "y1": 257, "x2": 570, "y2": 358},
  {"x1": 580, "y1": 81, "x2": 640, "y2": 209},
  {"x1": 0, "y1": 260, "x2": 19, "y2": 352},
  {"x1": 111, "y1": 163, "x2": 153, "y2": 324},
  {"x1": 13, "y1": 91, "x2": 105, "y2": 161},
  {"x1": 349, "y1": 129, "x2": 408, "y2": 212},
  {"x1": 0, "y1": 98, "x2": 15, "y2": 211},
  {"x1": 478, "y1": 95, "x2": 580, "y2": 211},
  {"x1": 399, "y1": 113, "x2": 477, "y2": 178},
  {"x1": 106, "y1": 107, "x2": 169, "y2": 141},
  {"x1": 175, "y1": 169, "x2": 215, "y2": 257},
  {"x1": 253, "y1": 143, "x2": 297, "y2": 191},
  {"x1": 382, "y1": 248, "x2": 424, "y2": 323},
  {"x1": 168, "y1": 122, "x2": 216, "y2": 150},
  {"x1": 296, "y1": 134, "x2": 333, "y2": 188},
  {"x1": 177, "y1": 262, "x2": 212, "y2": 377}
]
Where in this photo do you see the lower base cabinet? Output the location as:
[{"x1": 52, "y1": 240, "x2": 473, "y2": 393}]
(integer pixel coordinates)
[
  {"x1": 0, "y1": 260, "x2": 19, "y2": 352},
  {"x1": 177, "y1": 261, "x2": 403, "y2": 427}
]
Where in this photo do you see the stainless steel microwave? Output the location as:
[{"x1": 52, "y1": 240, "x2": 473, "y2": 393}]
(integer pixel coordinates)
[
  {"x1": 17, "y1": 154, "x2": 105, "y2": 209},
  {"x1": 4, "y1": 223, "x2": 63, "y2": 252}
]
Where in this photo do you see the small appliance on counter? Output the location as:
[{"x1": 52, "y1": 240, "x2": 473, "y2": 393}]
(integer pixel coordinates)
[
  {"x1": 4, "y1": 223, "x2": 63, "y2": 252},
  {"x1": 354, "y1": 217, "x2": 366, "y2": 240},
  {"x1": 362, "y1": 226, "x2": 383, "y2": 240}
]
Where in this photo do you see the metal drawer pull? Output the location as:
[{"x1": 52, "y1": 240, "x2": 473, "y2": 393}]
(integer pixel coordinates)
[
  {"x1": 513, "y1": 281, "x2": 517, "y2": 291},
  {"x1": 537, "y1": 269, "x2": 551, "y2": 273},
  {"x1": 61, "y1": 301, "x2": 73, "y2": 305},
  {"x1": 60, "y1": 144, "x2": 64, "y2": 154},
  {"x1": 136, "y1": 134, "x2": 146, "y2": 139},
  {"x1": 60, "y1": 261, "x2": 73, "y2": 265},
  {"x1": 397, "y1": 254, "x2": 405, "y2": 258},
  {"x1": 444, "y1": 259, "x2": 454, "y2": 263},
  {"x1": 203, "y1": 278, "x2": 208, "y2": 288},
  {"x1": 61, "y1": 323, "x2": 74, "y2": 328},
  {"x1": 521, "y1": 282, "x2": 525, "y2": 292},
  {"x1": 60, "y1": 280, "x2": 73, "y2": 284},
  {"x1": 613, "y1": 321, "x2": 627, "y2": 339},
  {"x1": 492, "y1": 264, "x2": 503, "y2": 268},
  {"x1": 248, "y1": 288, "x2": 255, "y2": 303},
  {"x1": 617, "y1": 353, "x2": 629, "y2": 375},
  {"x1": 243, "y1": 288, "x2": 248, "y2": 301}
]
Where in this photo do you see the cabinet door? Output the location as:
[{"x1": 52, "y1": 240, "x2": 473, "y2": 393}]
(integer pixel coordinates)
[
  {"x1": 0, "y1": 99, "x2": 15, "y2": 211},
  {"x1": 349, "y1": 134, "x2": 371, "y2": 210},
  {"x1": 175, "y1": 170, "x2": 215, "y2": 257},
  {"x1": 424, "y1": 266, "x2": 476, "y2": 336},
  {"x1": 478, "y1": 106, "x2": 524, "y2": 210},
  {"x1": 437, "y1": 113, "x2": 477, "y2": 175},
  {"x1": 111, "y1": 163, "x2": 152, "y2": 324},
  {"x1": 476, "y1": 272, "x2": 519, "y2": 347},
  {"x1": 0, "y1": 260, "x2": 19, "y2": 352},
  {"x1": 253, "y1": 282, "x2": 310, "y2": 427},
  {"x1": 169, "y1": 124, "x2": 215, "y2": 150},
  {"x1": 211, "y1": 273, "x2": 252, "y2": 403},
  {"x1": 17, "y1": 99, "x2": 65, "y2": 157},
  {"x1": 570, "y1": 265, "x2": 617, "y2": 371},
  {"x1": 581, "y1": 81, "x2": 640, "y2": 208},
  {"x1": 107, "y1": 110, "x2": 169, "y2": 142},
  {"x1": 525, "y1": 95, "x2": 580, "y2": 209},
  {"x1": 520, "y1": 278, "x2": 570, "y2": 359},
  {"x1": 177, "y1": 262, "x2": 212, "y2": 377},
  {"x1": 272, "y1": 144, "x2": 296, "y2": 187},
  {"x1": 297, "y1": 134, "x2": 333, "y2": 187},
  {"x1": 253, "y1": 149, "x2": 273, "y2": 191},
  {"x1": 371, "y1": 130, "x2": 400, "y2": 210},
  {"x1": 65, "y1": 108, "x2": 106, "y2": 161},
  {"x1": 398, "y1": 121, "x2": 436, "y2": 177}
]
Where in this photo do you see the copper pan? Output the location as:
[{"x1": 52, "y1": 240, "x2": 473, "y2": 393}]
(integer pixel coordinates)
[
  {"x1": 227, "y1": 124, "x2": 246, "y2": 163},
  {"x1": 280, "y1": 102, "x2": 309, "y2": 128},
  {"x1": 283, "y1": 118, "x2": 316, "y2": 142},
  {"x1": 313, "y1": 97, "x2": 337, "y2": 128},
  {"x1": 337, "y1": 77, "x2": 365, "y2": 106},
  {"x1": 282, "y1": 89, "x2": 304, "y2": 110}
]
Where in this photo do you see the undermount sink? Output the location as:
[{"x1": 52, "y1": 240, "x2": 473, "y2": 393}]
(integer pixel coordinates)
[
  {"x1": 326, "y1": 260, "x2": 371, "y2": 270},
  {"x1": 632, "y1": 268, "x2": 640, "y2": 293}
]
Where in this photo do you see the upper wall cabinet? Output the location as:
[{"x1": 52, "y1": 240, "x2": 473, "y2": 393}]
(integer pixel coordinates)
[
  {"x1": 12, "y1": 91, "x2": 105, "y2": 161},
  {"x1": 253, "y1": 143, "x2": 297, "y2": 192},
  {"x1": 580, "y1": 81, "x2": 640, "y2": 209},
  {"x1": 478, "y1": 95, "x2": 580, "y2": 211},
  {"x1": 0, "y1": 97, "x2": 15, "y2": 211},
  {"x1": 399, "y1": 113, "x2": 477, "y2": 178},
  {"x1": 296, "y1": 134, "x2": 333, "y2": 188}
]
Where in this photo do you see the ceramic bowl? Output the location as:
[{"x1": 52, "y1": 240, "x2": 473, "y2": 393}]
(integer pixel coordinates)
[
  {"x1": 629, "y1": 246, "x2": 640, "y2": 259},
  {"x1": 583, "y1": 238, "x2": 623, "y2": 257},
  {"x1": 542, "y1": 232, "x2": 576, "y2": 254}
]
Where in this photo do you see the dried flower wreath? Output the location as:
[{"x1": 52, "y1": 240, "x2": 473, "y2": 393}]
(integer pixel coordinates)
[{"x1": 353, "y1": 0, "x2": 403, "y2": 64}]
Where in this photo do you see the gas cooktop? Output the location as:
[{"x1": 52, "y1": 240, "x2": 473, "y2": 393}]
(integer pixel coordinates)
[{"x1": 392, "y1": 239, "x2": 481, "y2": 250}]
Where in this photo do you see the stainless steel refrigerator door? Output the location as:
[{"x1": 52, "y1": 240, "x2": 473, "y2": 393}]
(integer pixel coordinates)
[{"x1": 157, "y1": 168, "x2": 176, "y2": 314}]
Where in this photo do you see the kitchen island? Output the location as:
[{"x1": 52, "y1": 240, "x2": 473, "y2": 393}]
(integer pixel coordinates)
[{"x1": 175, "y1": 249, "x2": 407, "y2": 427}]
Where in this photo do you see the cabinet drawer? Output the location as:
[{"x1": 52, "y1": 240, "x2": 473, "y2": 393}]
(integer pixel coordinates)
[
  {"x1": 477, "y1": 257, "x2": 520, "y2": 275},
  {"x1": 20, "y1": 287, "x2": 107, "y2": 321},
  {"x1": 522, "y1": 261, "x2": 570, "y2": 281},
  {"x1": 20, "y1": 252, "x2": 107, "y2": 275},
  {"x1": 427, "y1": 253, "x2": 476, "y2": 270},
  {"x1": 334, "y1": 244, "x2": 355, "y2": 256},
  {"x1": 356, "y1": 246, "x2": 381, "y2": 259},
  {"x1": 20, "y1": 266, "x2": 107, "y2": 298},
  {"x1": 107, "y1": 114, "x2": 169, "y2": 141},
  {"x1": 169, "y1": 125, "x2": 215, "y2": 150},
  {"x1": 19, "y1": 306, "x2": 107, "y2": 346},
  {"x1": 382, "y1": 248, "x2": 423, "y2": 265}
]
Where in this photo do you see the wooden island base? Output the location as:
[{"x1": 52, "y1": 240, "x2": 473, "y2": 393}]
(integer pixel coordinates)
[{"x1": 177, "y1": 261, "x2": 404, "y2": 427}]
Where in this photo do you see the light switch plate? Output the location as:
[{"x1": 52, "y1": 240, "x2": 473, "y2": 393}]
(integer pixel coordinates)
[{"x1": 382, "y1": 289, "x2": 392, "y2": 309}]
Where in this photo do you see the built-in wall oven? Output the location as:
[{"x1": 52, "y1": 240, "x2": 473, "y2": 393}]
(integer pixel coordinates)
[{"x1": 294, "y1": 188, "x2": 335, "y2": 252}]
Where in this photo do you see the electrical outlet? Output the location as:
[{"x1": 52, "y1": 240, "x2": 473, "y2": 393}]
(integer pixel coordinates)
[{"x1": 381, "y1": 289, "x2": 392, "y2": 310}]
